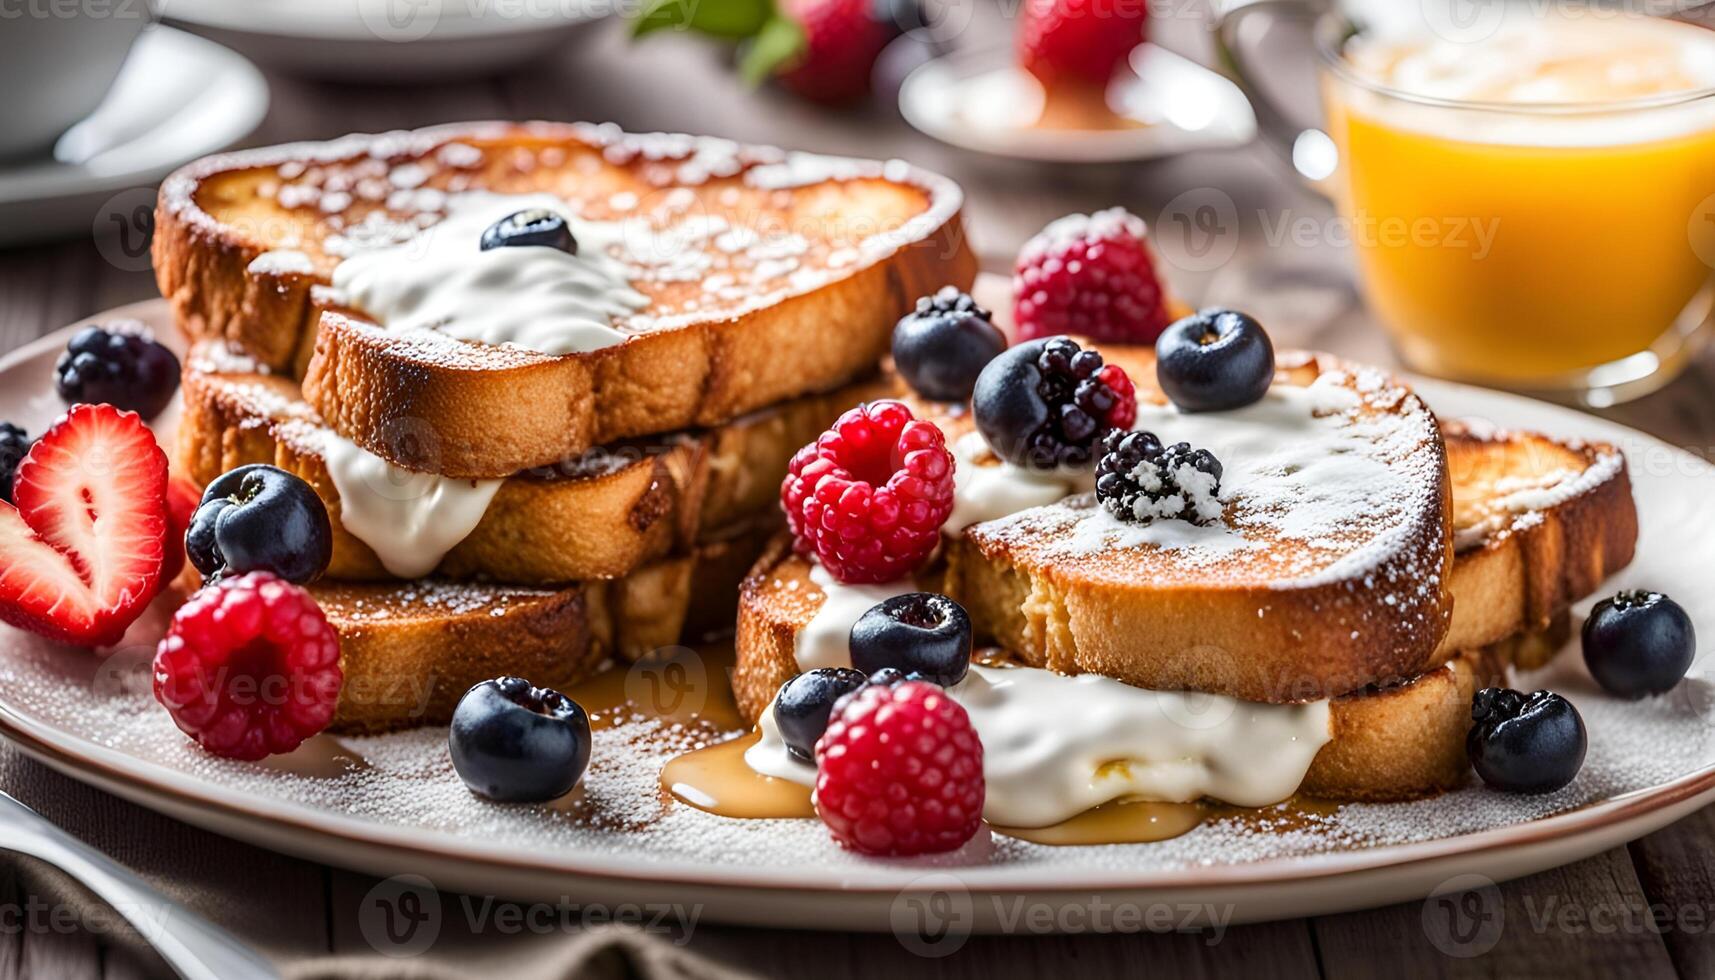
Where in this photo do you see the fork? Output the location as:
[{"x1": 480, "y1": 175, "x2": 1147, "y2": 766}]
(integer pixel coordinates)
[{"x1": 0, "y1": 790, "x2": 278, "y2": 980}]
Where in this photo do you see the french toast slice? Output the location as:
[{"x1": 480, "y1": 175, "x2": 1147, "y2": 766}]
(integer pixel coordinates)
[
  {"x1": 947, "y1": 354, "x2": 1455, "y2": 703},
  {"x1": 1438, "y1": 421, "x2": 1636, "y2": 653},
  {"x1": 734, "y1": 538, "x2": 1513, "y2": 801},
  {"x1": 176, "y1": 341, "x2": 886, "y2": 583},
  {"x1": 154, "y1": 121, "x2": 976, "y2": 478},
  {"x1": 929, "y1": 344, "x2": 1631, "y2": 666},
  {"x1": 188, "y1": 529, "x2": 772, "y2": 735}
]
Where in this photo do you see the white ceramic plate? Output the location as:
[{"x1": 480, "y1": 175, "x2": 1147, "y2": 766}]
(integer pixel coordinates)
[
  {"x1": 2, "y1": 297, "x2": 1712, "y2": 932},
  {"x1": 899, "y1": 44, "x2": 1257, "y2": 163},
  {"x1": 0, "y1": 26, "x2": 267, "y2": 247},
  {"x1": 157, "y1": 0, "x2": 606, "y2": 80}
]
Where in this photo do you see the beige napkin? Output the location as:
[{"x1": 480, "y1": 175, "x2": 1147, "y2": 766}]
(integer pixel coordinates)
[{"x1": 2, "y1": 850, "x2": 753, "y2": 980}]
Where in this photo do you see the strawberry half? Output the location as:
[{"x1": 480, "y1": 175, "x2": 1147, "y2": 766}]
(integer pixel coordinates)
[{"x1": 0, "y1": 404, "x2": 168, "y2": 647}]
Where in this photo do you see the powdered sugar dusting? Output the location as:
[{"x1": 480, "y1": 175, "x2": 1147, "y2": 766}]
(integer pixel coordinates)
[
  {"x1": 163, "y1": 122, "x2": 964, "y2": 349},
  {"x1": 1017, "y1": 206, "x2": 1145, "y2": 263},
  {"x1": 970, "y1": 362, "x2": 1446, "y2": 589},
  {"x1": 315, "y1": 580, "x2": 564, "y2": 623},
  {"x1": 1, "y1": 626, "x2": 1711, "y2": 880}
]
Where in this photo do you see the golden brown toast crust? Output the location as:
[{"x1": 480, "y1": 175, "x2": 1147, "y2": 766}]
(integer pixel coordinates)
[
  {"x1": 1303, "y1": 647, "x2": 1507, "y2": 801},
  {"x1": 321, "y1": 529, "x2": 769, "y2": 734},
  {"x1": 318, "y1": 579, "x2": 603, "y2": 734},
  {"x1": 154, "y1": 121, "x2": 977, "y2": 477},
  {"x1": 1437, "y1": 423, "x2": 1637, "y2": 653},
  {"x1": 947, "y1": 355, "x2": 1456, "y2": 703},
  {"x1": 176, "y1": 345, "x2": 887, "y2": 583}
]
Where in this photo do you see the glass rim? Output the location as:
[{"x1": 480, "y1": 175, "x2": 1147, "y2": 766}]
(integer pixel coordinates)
[{"x1": 1312, "y1": 5, "x2": 1715, "y2": 116}]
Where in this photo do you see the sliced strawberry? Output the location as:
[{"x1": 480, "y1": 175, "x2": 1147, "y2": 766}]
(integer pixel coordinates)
[
  {"x1": 0, "y1": 404, "x2": 168, "y2": 647},
  {"x1": 161, "y1": 474, "x2": 202, "y2": 586}
]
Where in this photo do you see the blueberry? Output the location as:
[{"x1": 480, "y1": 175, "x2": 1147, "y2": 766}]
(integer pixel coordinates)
[
  {"x1": 450, "y1": 677, "x2": 591, "y2": 802},
  {"x1": 480, "y1": 208, "x2": 577, "y2": 254},
  {"x1": 187, "y1": 464, "x2": 333, "y2": 584},
  {"x1": 773, "y1": 667, "x2": 867, "y2": 762},
  {"x1": 1467, "y1": 688, "x2": 1586, "y2": 794},
  {"x1": 1155, "y1": 308, "x2": 1274, "y2": 413},
  {"x1": 54, "y1": 323, "x2": 180, "y2": 419},
  {"x1": 0, "y1": 422, "x2": 29, "y2": 504},
  {"x1": 891, "y1": 287, "x2": 1006, "y2": 402},
  {"x1": 849, "y1": 592, "x2": 972, "y2": 687},
  {"x1": 1582, "y1": 591, "x2": 1696, "y2": 698}
]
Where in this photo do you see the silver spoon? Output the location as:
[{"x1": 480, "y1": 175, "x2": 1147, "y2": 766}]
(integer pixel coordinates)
[{"x1": 0, "y1": 790, "x2": 278, "y2": 980}]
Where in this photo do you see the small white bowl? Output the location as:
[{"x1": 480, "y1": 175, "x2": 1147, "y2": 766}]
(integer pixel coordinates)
[
  {"x1": 899, "y1": 43, "x2": 1257, "y2": 163},
  {"x1": 158, "y1": 0, "x2": 606, "y2": 81}
]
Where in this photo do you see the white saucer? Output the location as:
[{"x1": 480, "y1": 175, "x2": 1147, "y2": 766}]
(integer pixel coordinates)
[
  {"x1": 899, "y1": 43, "x2": 1257, "y2": 163},
  {"x1": 158, "y1": 0, "x2": 607, "y2": 81},
  {"x1": 0, "y1": 25, "x2": 267, "y2": 248}
]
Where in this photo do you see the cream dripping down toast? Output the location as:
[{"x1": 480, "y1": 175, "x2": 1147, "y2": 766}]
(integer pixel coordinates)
[
  {"x1": 154, "y1": 122, "x2": 976, "y2": 479},
  {"x1": 177, "y1": 340, "x2": 888, "y2": 584},
  {"x1": 732, "y1": 347, "x2": 1637, "y2": 817}
]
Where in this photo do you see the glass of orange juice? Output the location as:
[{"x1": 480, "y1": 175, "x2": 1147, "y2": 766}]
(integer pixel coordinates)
[{"x1": 1216, "y1": 1, "x2": 1715, "y2": 404}]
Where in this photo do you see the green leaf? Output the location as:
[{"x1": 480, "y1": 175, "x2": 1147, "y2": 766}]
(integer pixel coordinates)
[
  {"x1": 632, "y1": 0, "x2": 775, "y2": 39},
  {"x1": 737, "y1": 14, "x2": 804, "y2": 85}
]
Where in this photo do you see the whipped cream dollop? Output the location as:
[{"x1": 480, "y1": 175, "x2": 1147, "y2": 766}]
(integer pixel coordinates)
[
  {"x1": 757, "y1": 565, "x2": 1332, "y2": 828},
  {"x1": 331, "y1": 192, "x2": 649, "y2": 356},
  {"x1": 947, "y1": 430, "x2": 1092, "y2": 531},
  {"x1": 321, "y1": 432, "x2": 503, "y2": 578}
]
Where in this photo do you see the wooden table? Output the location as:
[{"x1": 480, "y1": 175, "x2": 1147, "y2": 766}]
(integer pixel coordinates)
[{"x1": 5, "y1": 11, "x2": 1715, "y2": 978}]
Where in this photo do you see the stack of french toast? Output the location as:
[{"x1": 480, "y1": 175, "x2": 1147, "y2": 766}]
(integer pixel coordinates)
[
  {"x1": 145, "y1": 121, "x2": 1648, "y2": 848},
  {"x1": 154, "y1": 121, "x2": 975, "y2": 732}
]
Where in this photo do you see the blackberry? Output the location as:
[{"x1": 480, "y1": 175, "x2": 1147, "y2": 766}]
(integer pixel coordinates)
[
  {"x1": 0, "y1": 422, "x2": 29, "y2": 504},
  {"x1": 973, "y1": 336, "x2": 1135, "y2": 469},
  {"x1": 1094, "y1": 429, "x2": 1224, "y2": 525},
  {"x1": 54, "y1": 322, "x2": 180, "y2": 419}
]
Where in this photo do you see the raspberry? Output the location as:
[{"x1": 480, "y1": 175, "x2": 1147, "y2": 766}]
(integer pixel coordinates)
[
  {"x1": 1094, "y1": 429, "x2": 1224, "y2": 526},
  {"x1": 781, "y1": 400, "x2": 955, "y2": 584},
  {"x1": 153, "y1": 572, "x2": 343, "y2": 760},
  {"x1": 1097, "y1": 363, "x2": 1136, "y2": 431},
  {"x1": 1014, "y1": 208, "x2": 1172, "y2": 345},
  {"x1": 814, "y1": 679, "x2": 985, "y2": 855}
]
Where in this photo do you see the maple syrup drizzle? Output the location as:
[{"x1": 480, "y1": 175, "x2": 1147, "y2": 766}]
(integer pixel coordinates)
[
  {"x1": 571, "y1": 644, "x2": 1339, "y2": 845},
  {"x1": 660, "y1": 732, "x2": 815, "y2": 819},
  {"x1": 992, "y1": 799, "x2": 1207, "y2": 846}
]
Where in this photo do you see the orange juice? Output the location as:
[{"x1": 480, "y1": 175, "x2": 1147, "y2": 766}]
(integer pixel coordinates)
[{"x1": 1322, "y1": 11, "x2": 1715, "y2": 388}]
